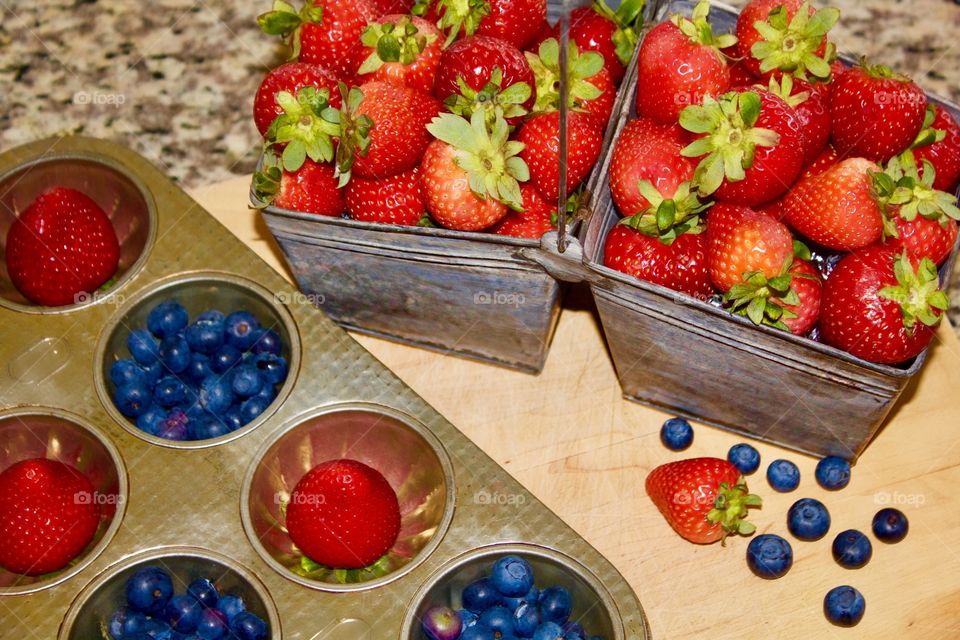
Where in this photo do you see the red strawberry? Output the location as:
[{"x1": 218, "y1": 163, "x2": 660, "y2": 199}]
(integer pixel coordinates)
[
  {"x1": 433, "y1": 35, "x2": 536, "y2": 115},
  {"x1": 254, "y1": 154, "x2": 345, "y2": 216},
  {"x1": 286, "y1": 459, "x2": 401, "y2": 569},
  {"x1": 6, "y1": 187, "x2": 120, "y2": 307},
  {"x1": 353, "y1": 15, "x2": 443, "y2": 94},
  {"x1": 820, "y1": 247, "x2": 947, "y2": 364},
  {"x1": 735, "y1": 0, "x2": 838, "y2": 81},
  {"x1": 518, "y1": 110, "x2": 602, "y2": 202},
  {"x1": 608, "y1": 117, "x2": 694, "y2": 216},
  {"x1": 910, "y1": 105, "x2": 960, "y2": 193},
  {"x1": 490, "y1": 184, "x2": 555, "y2": 239},
  {"x1": 636, "y1": 2, "x2": 736, "y2": 125},
  {"x1": 566, "y1": 2, "x2": 647, "y2": 87},
  {"x1": 680, "y1": 89, "x2": 805, "y2": 207},
  {"x1": 253, "y1": 63, "x2": 342, "y2": 138},
  {"x1": 888, "y1": 215, "x2": 959, "y2": 267},
  {"x1": 0, "y1": 458, "x2": 100, "y2": 575},
  {"x1": 424, "y1": 0, "x2": 546, "y2": 50},
  {"x1": 725, "y1": 255, "x2": 822, "y2": 335},
  {"x1": 830, "y1": 62, "x2": 927, "y2": 162},
  {"x1": 764, "y1": 74, "x2": 830, "y2": 164},
  {"x1": 346, "y1": 167, "x2": 426, "y2": 225},
  {"x1": 422, "y1": 112, "x2": 528, "y2": 230},
  {"x1": 369, "y1": 0, "x2": 414, "y2": 15},
  {"x1": 603, "y1": 181, "x2": 714, "y2": 297},
  {"x1": 646, "y1": 457, "x2": 761, "y2": 545},
  {"x1": 781, "y1": 157, "x2": 884, "y2": 251},
  {"x1": 780, "y1": 259, "x2": 822, "y2": 335},
  {"x1": 526, "y1": 38, "x2": 615, "y2": 125},
  {"x1": 728, "y1": 58, "x2": 759, "y2": 88},
  {"x1": 706, "y1": 202, "x2": 795, "y2": 293},
  {"x1": 798, "y1": 144, "x2": 839, "y2": 181}
]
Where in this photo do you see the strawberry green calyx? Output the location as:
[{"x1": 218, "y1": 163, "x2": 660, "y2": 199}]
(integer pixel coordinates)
[
  {"x1": 750, "y1": 2, "x2": 839, "y2": 81},
  {"x1": 297, "y1": 553, "x2": 393, "y2": 583},
  {"x1": 333, "y1": 84, "x2": 374, "y2": 187},
  {"x1": 619, "y1": 180, "x2": 710, "y2": 244},
  {"x1": 724, "y1": 256, "x2": 802, "y2": 331},
  {"x1": 879, "y1": 252, "x2": 949, "y2": 332},
  {"x1": 526, "y1": 39, "x2": 604, "y2": 114},
  {"x1": 705, "y1": 477, "x2": 762, "y2": 544},
  {"x1": 907, "y1": 104, "x2": 948, "y2": 150},
  {"x1": 426, "y1": 111, "x2": 529, "y2": 211},
  {"x1": 358, "y1": 17, "x2": 437, "y2": 75},
  {"x1": 423, "y1": 0, "x2": 490, "y2": 47},
  {"x1": 672, "y1": 1, "x2": 737, "y2": 56},
  {"x1": 258, "y1": 0, "x2": 324, "y2": 59},
  {"x1": 445, "y1": 68, "x2": 531, "y2": 128},
  {"x1": 679, "y1": 91, "x2": 780, "y2": 196},
  {"x1": 859, "y1": 57, "x2": 912, "y2": 83},
  {"x1": 252, "y1": 152, "x2": 284, "y2": 207},
  {"x1": 872, "y1": 157, "x2": 960, "y2": 230},
  {"x1": 591, "y1": 0, "x2": 647, "y2": 66},
  {"x1": 266, "y1": 86, "x2": 341, "y2": 173},
  {"x1": 763, "y1": 74, "x2": 809, "y2": 109}
]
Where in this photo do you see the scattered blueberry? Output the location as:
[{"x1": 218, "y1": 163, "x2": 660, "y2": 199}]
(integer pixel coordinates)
[
  {"x1": 111, "y1": 359, "x2": 149, "y2": 387},
  {"x1": 824, "y1": 585, "x2": 865, "y2": 627},
  {"x1": 463, "y1": 578, "x2": 502, "y2": 613},
  {"x1": 832, "y1": 529, "x2": 872, "y2": 569},
  {"x1": 128, "y1": 329, "x2": 161, "y2": 365},
  {"x1": 251, "y1": 328, "x2": 282, "y2": 355},
  {"x1": 746, "y1": 534, "x2": 793, "y2": 579},
  {"x1": 538, "y1": 586, "x2": 572, "y2": 624},
  {"x1": 159, "y1": 336, "x2": 191, "y2": 374},
  {"x1": 125, "y1": 566, "x2": 173, "y2": 615},
  {"x1": 231, "y1": 365, "x2": 263, "y2": 398},
  {"x1": 210, "y1": 345, "x2": 242, "y2": 374},
  {"x1": 165, "y1": 593, "x2": 202, "y2": 633},
  {"x1": 766, "y1": 459, "x2": 800, "y2": 492},
  {"x1": 147, "y1": 300, "x2": 189, "y2": 339},
  {"x1": 229, "y1": 611, "x2": 268, "y2": 640},
  {"x1": 492, "y1": 555, "x2": 534, "y2": 597},
  {"x1": 872, "y1": 508, "x2": 909, "y2": 543},
  {"x1": 154, "y1": 376, "x2": 187, "y2": 408},
  {"x1": 187, "y1": 577, "x2": 219, "y2": 608},
  {"x1": 421, "y1": 606, "x2": 463, "y2": 640},
  {"x1": 225, "y1": 311, "x2": 260, "y2": 350},
  {"x1": 728, "y1": 443, "x2": 760, "y2": 474},
  {"x1": 216, "y1": 594, "x2": 246, "y2": 624},
  {"x1": 660, "y1": 417, "x2": 693, "y2": 451},
  {"x1": 115, "y1": 382, "x2": 153, "y2": 418},
  {"x1": 787, "y1": 498, "x2": 831, "y2": 541},
  {"x1": 815, "y1": 456, "x2": 851, "y2": 490}
]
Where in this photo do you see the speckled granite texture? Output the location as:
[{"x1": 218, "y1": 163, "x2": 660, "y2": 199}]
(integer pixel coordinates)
[{"x1": 2, "y1": 0, "x2": 960, "y2": 325}]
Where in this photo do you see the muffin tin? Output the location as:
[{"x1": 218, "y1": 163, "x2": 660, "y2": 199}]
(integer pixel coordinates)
[{"x1": 0, "y1": 136, "x2": 650, "y2": 639}]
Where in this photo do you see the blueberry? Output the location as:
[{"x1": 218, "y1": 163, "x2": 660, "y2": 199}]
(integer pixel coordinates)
[
  {"x1": 462, "y1": 577, "x2": 502, "y2": 613},
  {"x1": 111, "y1": 359, "x2": 149, "y2": 387},
  {"x1": 421, "y1": 606, "x2": 463, "y2": 640},
  {"x1": 140, "y1": 617, "x2": 174, "y2": 639},
  {"x1": 461, "y1": 625, "x2": 496, "y2": 640},
  {"x1": 165, "y1": 593, "x2": 202, "y2": 633},
  {"x1": 746, "y1": 534, "x2": 793, "y2": 579},
  {"x1": 128, "y1": 329, "x2": 161, "y2": 365},
  {"x1": 660, "y1": 417, "x2": 693, "y2": 451},
  {"x1": 196, "y1": 608, "x2": 229, "y2": 639},
  {"x1": 513, "y1": 601, "x2": 541, "y2": 638},
  {"x1": 115, "y1": 382, "x2": 153, "y2": 418},
  {"x1": 239, "y1": 395, "x2": 271, "y2": 424},
  {"x1": 872, "y1": 507, "x2": 909, "y2": 543},
  {"x1": 229, "y1": 611, "x2": 268, "y2": 640},
  {"x1": 196, "y1": 309, "x2": 226, "y2": 325},
  {"x1": 478, "y1": 605, "x2": 512, "y2": 636},
  {"x1": 125, "y1": 566, "x2": 173, "y2": 614},
  {"x1": 185, "y1": 320, "x2": 225, "y2": 355},
  {"x1": 458, "y1": 609, "x2": 479, "y2": 628},
  {"x1": 158, "y1": 336, "x2": 191, "y2": 374},
  {"x1": 187, "y1": 577, "x2": 219, "y2": 608},
  {"x1": 188, "y1": 416, "x2": 232, "y2": 441},
  {"x1": 727, "y1": 443, "x2": 760, "y2": 474},
  {"x1": 787, "y1": 498, "x2": 831, "y2": 541},
  {"x1": 221, "y1": 406, "x2": 245, "y2": 431},
  {"x1": 491, "y1": 555, "x2": 534, "y2": 597},
  {"x1": 766, "y1": 459, "x2": 800, "y2": 492},
  {"x1": 251, "y1": 328, "x2": 283, "y2": 355},
  {"x1": 154, "y1": 376, "x2": 187, "y2": 408},
  {"x1": 252, "y1": 353, "x2": 288, "y2": 385},
  {"x1": 136, "y1": 405, "x2": 168, "y2": 436},
  {"x1": 158, "y1": 410, "x2": 190, "y2": 441},
  {"x1": 254, "y1": 382, "x2": 278, "y2": 405},
  {"x1": 503, "y1": 585, "x2": 539, "y2": 610},
  {"x1": 140, "y1": 360, "x2": 163, "y2": 385},
  {"x1": 108, "y1": 606, "x2": 141, "y2": 639},
  {"x1": 832, "y1": 529, "x2": 872, "y2": 569},
  {"x1": 148, "y1": 300, "x2": 189, "y2": 339},
  {"x1": 215, "y1": 594, "x2": 246, "y2": 624},
  {"x1": 532, "y1": 622, "x2": 565, "y2": 640},
  {"x1": 815, "y1": 456, "x2": 851, "y2": 490},
  {"x1": 210, "y1": 345, "x2": 243, "y2": 374},
  {"x1": 824, "y1": 585, "x2": 865, "y2": 627},
  {"x1": 231, "y1": 365, "x2": 263, "y2": 398},
  {"x1": 200, "y1": 377, "x2": 234, "y2": 414},
  {"x1": 185, "y1": 353, "x2": 214, "y2": 385},
  {"x1": 225, "y1": 311, "x2": 260, "y2": 350},
  {"x1": 538, "y1": 586, "x2": 572, "y2": 624},
  {"x1": 563, "y1": 622, "x2": 586, "y2": 640}
]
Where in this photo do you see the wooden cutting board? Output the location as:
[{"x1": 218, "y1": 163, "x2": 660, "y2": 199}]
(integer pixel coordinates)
[{"x1": 192, "y1": 177, "x2": 960, "y2": 640}]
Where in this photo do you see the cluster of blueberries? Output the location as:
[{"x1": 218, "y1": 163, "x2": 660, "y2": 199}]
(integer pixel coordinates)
[
  {"x1": 110, "y1": 300, "x2": 289, "y2": 441},
  {"x1": 660, "y1": 417, "x2": 909, "y2": 628},
  {"x1": 108, "y1": 566, "x2": 267, "y2": 639},
  {"x1": 421, "y1": 555, "x2": 605, "y2": 640}
]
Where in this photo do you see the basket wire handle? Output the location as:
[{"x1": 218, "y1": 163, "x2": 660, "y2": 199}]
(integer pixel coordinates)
[{"x1": 556, "y1": 2, "x2": 573, "y2": 253}]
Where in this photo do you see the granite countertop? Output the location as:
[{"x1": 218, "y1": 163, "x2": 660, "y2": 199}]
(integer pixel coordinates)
[{"x1": 2, "y1": 0, "x2": 960, "y2": 327}]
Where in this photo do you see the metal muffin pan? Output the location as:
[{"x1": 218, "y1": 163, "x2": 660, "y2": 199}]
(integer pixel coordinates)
[{"x1": 0, "y1": 136, "x2": 650, "y2": 639}]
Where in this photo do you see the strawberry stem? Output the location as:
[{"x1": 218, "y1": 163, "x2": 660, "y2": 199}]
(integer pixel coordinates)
[
  {"x1": 444, "y1": 68, "x2": 531, "y2": 128},
  {"x1": 526, "y1": 39, "x2": 605, "y2": 114},
  {"x1": 671, "y1": 1, "x2": 737, "y2": 55},
  {"x1": 724, "y1": 255, "x2": 801, "y2": 331},
  {"x1": 358, "y1": 17, "x2": 437, "y2": 75},
  {"x1": 750, "y1": 1, "x2": 838, "y2": 81},
  {"x1": 591, "y1": 0, "x2": 647, "y2": 67},
  {"x1": 257, "y1": 0, "x2": 324, "y2": 59},
  {"x1": 333, "y1": 84, "x2": 374, "y2": 187},
  {"x1": 265, "y1": 86, "x2": 341, "y2": 173},
  {"x1": 872, "y1": 156, "x2": 960, "y2": 226},
  {"x1": 705, "y1": 477, "x2": 762, "y2": 545},
  {"x1": 430, "y1": 0, "x2": 490, "y2": 47},
  {"x1": 879, "y1": 252, "x2": 949, "y2": 332},
  {"x1": 618, "y1": 180, "x2": 710, "y2": 244}
]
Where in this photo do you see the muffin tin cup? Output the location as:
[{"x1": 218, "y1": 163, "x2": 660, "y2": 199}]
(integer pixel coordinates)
[
  {"x1": 240, "y1": 403, "x2": 456, "y2": 593},
  {"x1": 93, "y1": 271, "x2": 302, "y2": 449},
  {"x1": 0, "y1": 153, "x2": 156, "y2": 313},
  {"x1": 57, "y1": 545, "x2": 281, "y2": 640},
  {"x1": 0, "y1": 407, "x2": 127, "y2": 595}
]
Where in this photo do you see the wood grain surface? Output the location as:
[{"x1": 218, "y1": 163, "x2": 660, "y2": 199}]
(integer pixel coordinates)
[{"x1": 193, "y1": 177, "x2": 960, "y2": 639}]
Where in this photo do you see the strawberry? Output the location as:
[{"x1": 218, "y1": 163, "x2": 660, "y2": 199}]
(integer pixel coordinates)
[
  {"x1": 0, "y1": 458, "x2": 100, "y2": 575},
  {"x1": 706, "y1": 202, "x2": 795, "y2": 293},
  {"x1": 433, "y1": 35, "x2": 536, "y2": 116},
  {"x1": 908, "y1": 104, "x2": 960, "y2": 193},
  {"x1": 646, "y1": 457, "x2": 761, "y2": 545},
  {"x1": 369, "y1": 0, "x2": 414, "y2": 15},
  {"x1": 286, "y1": 459, "x2": 401, "y2": 569},
  {"x1": 526, "y1": 39, "x2": 615, "y2": 125},
  {"x1": 6, "y1": 187, "x2": 120, "y2": 307},
  {"x1": 680, "y1": 89, "x2": 805, "y2": 207},
  {"x1": 830, "y1": 61, "x2": 927, "y2": 162},
  {"x1": 636, "y1": 1, "x2": 736, "y2": 125},
  {"x1": 346, "y1": 167, "x2": 426, "y2": 225},
  {"x1": 603, "y1": 181, "x2": 714, "y2": 297},
  {"x1": 253, "y1": 62, "x2": 341, "y2": 137},
  {"x1": 422, "y1": 112, "x2": 528, "y2": 230},
  {"x1": 556, "y1": 1, "x2": 647, "y2": 87},
  {"x1": 725, "y1": 254, "x2": 822, "y2": 335},
  {"x1": 798, "y1": 143, "x2": 838, "y2": 181},
  {"x1": 820, "y1": 247, "x2": 947, "y2": 364},
  {"x1": 608, "y1": 117, "x2": 694, "y2": 216},
  {"x1": 263, "y1": 86, "x2": 343, "y2": 171},
  {"x1": 444, "y1": 68, "x2": 532, "y2": 129},
  {"x1": 781, "y1": 157, "x2": 884, "y2": 251},
  {"x1": 518, "y1": 110, "x2": 602, "y2": 202},
  {"x1": 728, "y1": 58, "x2": 759, "y2": 88},
  {"x1": 353, "y1": 15, "x2": 442, "y2": 94},
  {"x1": 734, "y1": 0, "x2": 838, "y2": 81},
  {"x1": 421, "y1": 0, "x2": 546, "y2": 50},
  {"x1": 763, "y1": 74, "x2": 830, "y2": 164},
  {"x1": 254, "y1": 154, "x2": 346, "y2": 216},
  {"x1": 490, "y1": 184, "x2": 555, "y2": 239}
]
